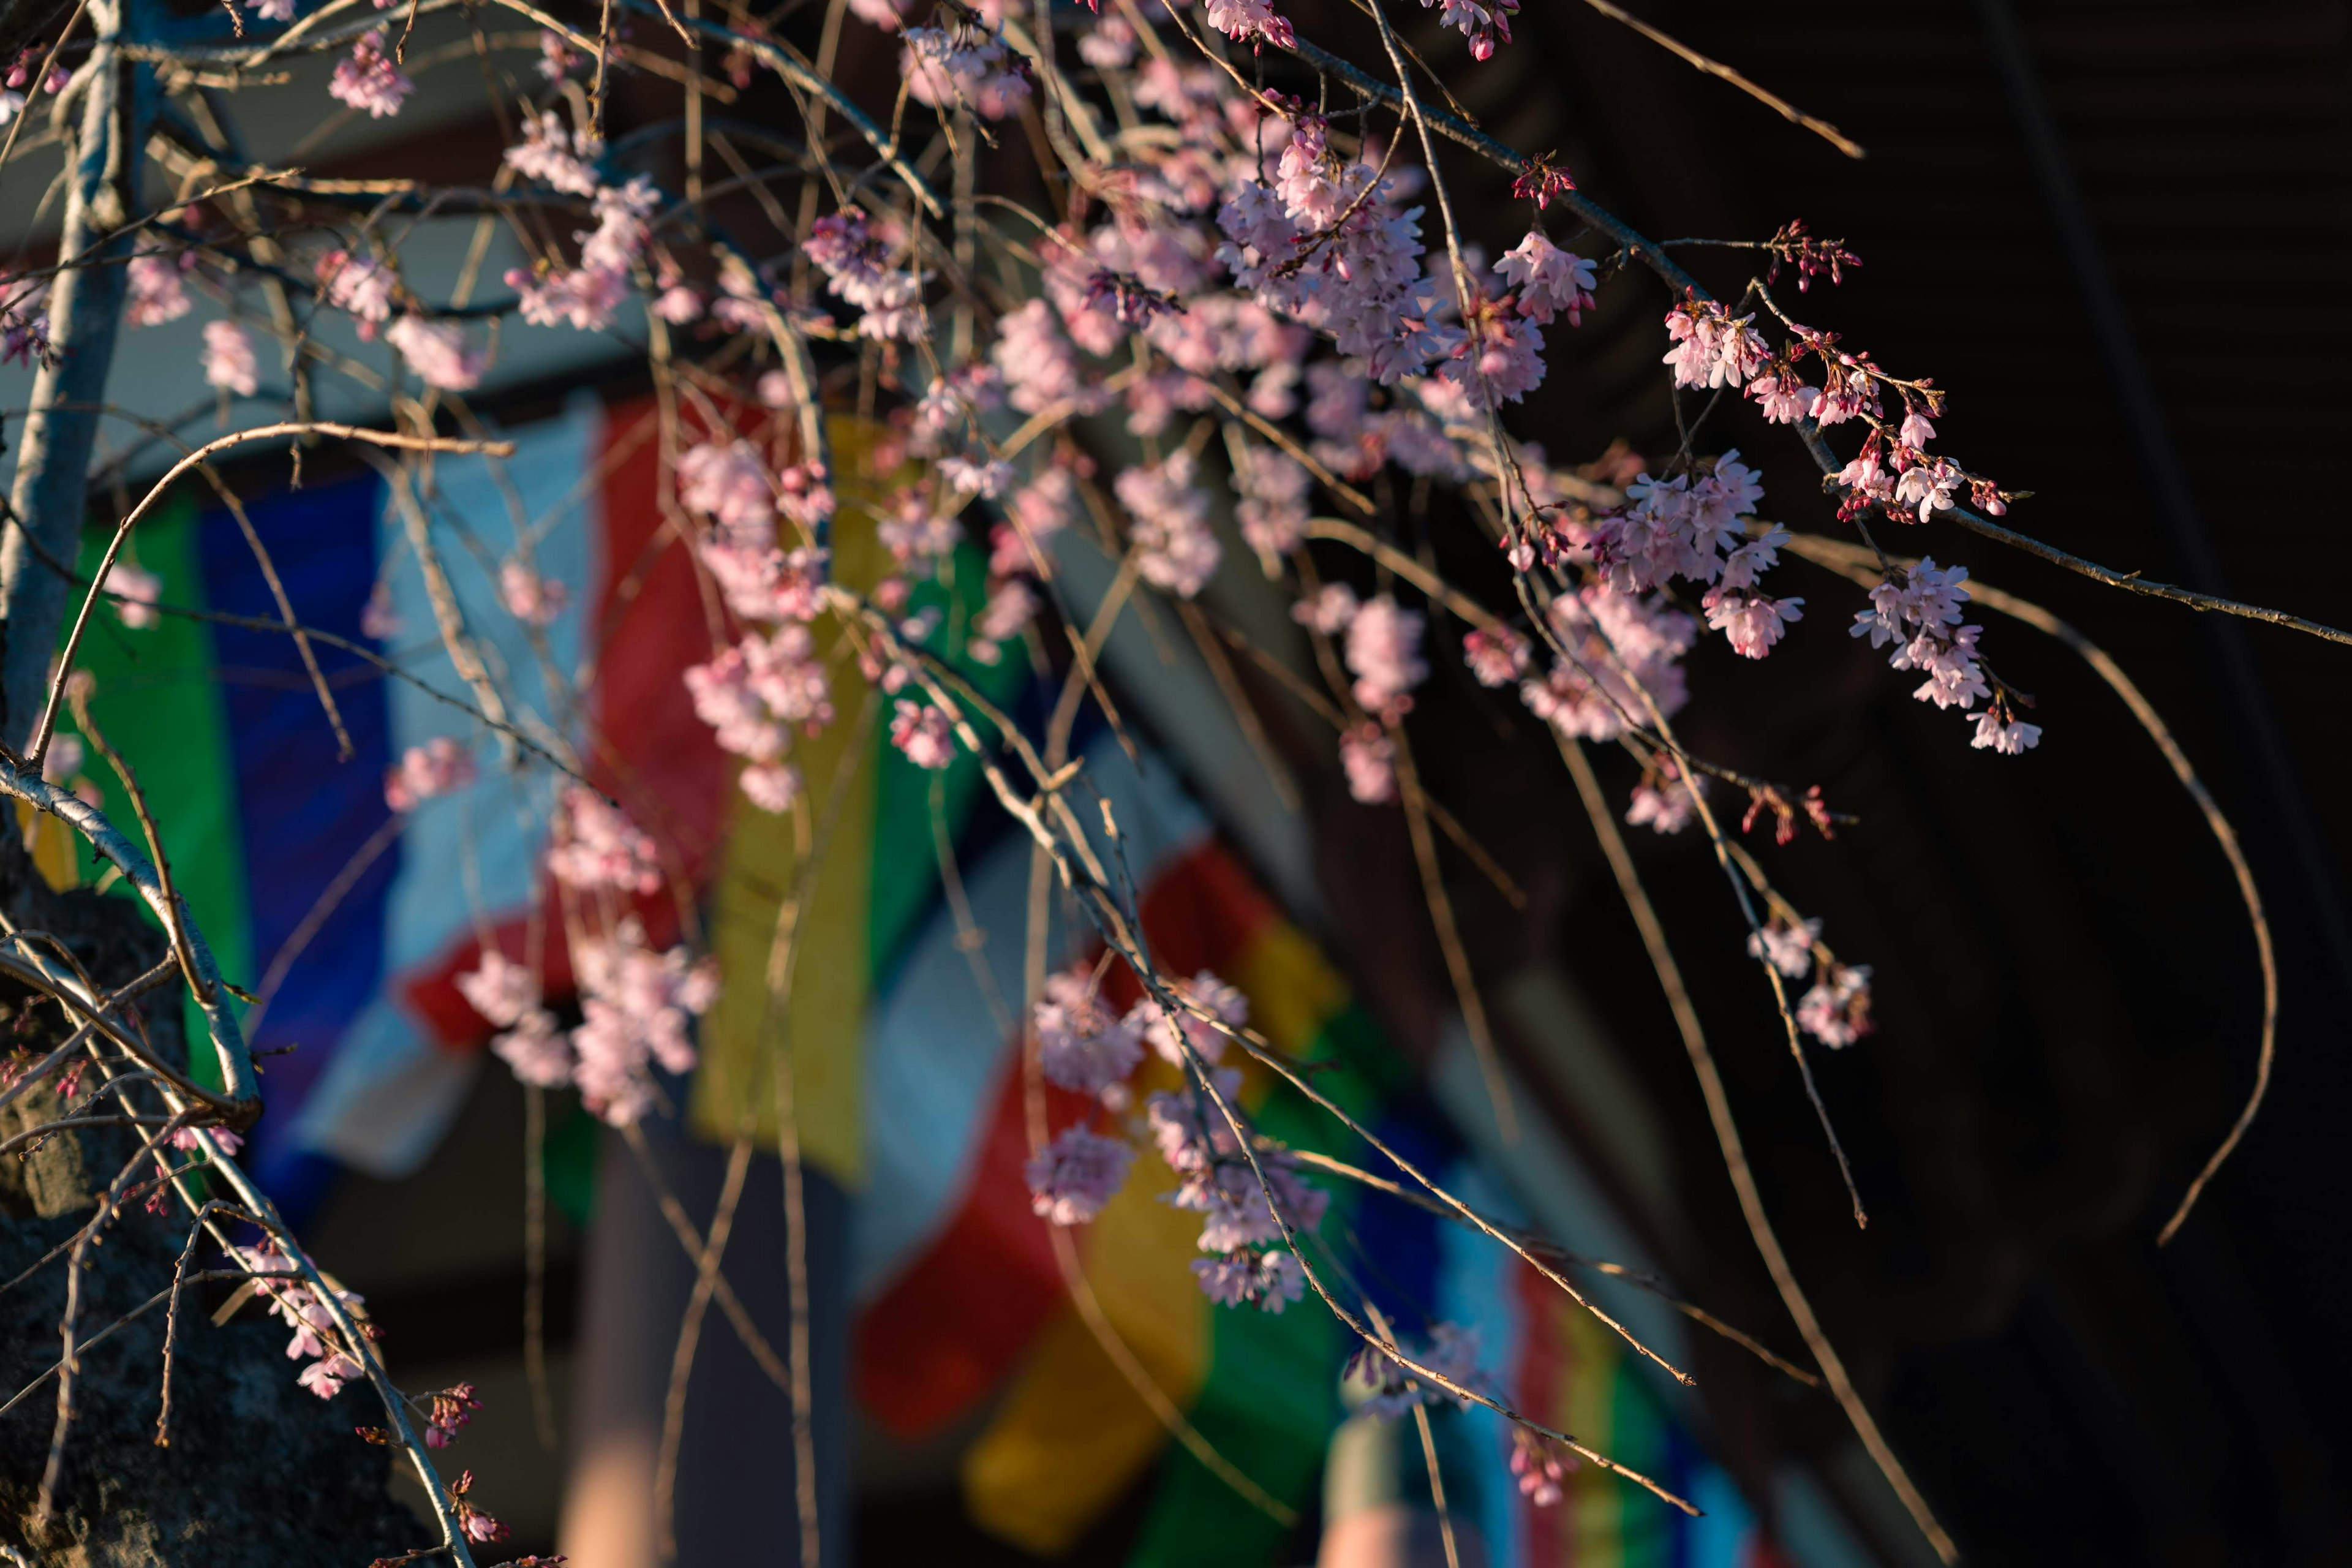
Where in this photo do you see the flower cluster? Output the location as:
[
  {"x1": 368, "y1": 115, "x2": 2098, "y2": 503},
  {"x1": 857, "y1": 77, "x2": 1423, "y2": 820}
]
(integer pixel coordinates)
[
  {"x1": 421, "y1": 1382, "x2": 483, "y2": 1449},
  {"x1": 126, "y1": 252, "x2": 191, "y2": 328},
  {"x1": 1585, "y1": 451, "x2": 1804, "y2": 661},
  {"x1": 384, "y1": 314, "x2": 485, "y2": 391},
  {"x1": 1510, "y1": 1427, "x2": 1575, "y2": 1506},
  {"x1": 232, "y1": 1242, "x2": 368, "y2": 1400},
  {"x1": 467, "y1": 917, "x2": 715, "y2": 1125},
  {"x1": 901, "y1": 21, "x2": 1030, "y2": 119},
  {"x1": 509, "y1": 176, "x2": 656, "y2": 334},
  {"x1": 804, "y1": 209, "x2": 922, "y2": 342},
  {"x1": 1746, "y1": 910, "x2": 1875, "y2": 1049},
  {"x1": 383, "y1": 737, "x2": 476, "y2": 813},
  {"x1": 570, "y1": 919, "x2": 718, "y2": 1123},
  {"x1": 329, "y1": 29, "x2": 412, "y2": 119},
  {"x1": 684, "y1": 624, "x2": 831, "y2": 812},
  {"x1": 548, "y1": 786, "x2": 663, "y2": 894},
  {"x1": 1035, "y1": 969, "x2": 1146, "y2": 1098},
  {"x1": 1024, "y1": 1125, "x2": 1134, "y2": 1226},
  {"x1": 1148, "y1": 1065, "x2": 1325, "y2": 1302},
  {"x1": 202, "y1": 320, "x2": 259, "y2": 397},
  {"x1": 1849, "y1": 556, "x2": 2038, "y2": 750},
  {"x1": 1114, "y1": 451, "x2": 1221, "y2": 599}
]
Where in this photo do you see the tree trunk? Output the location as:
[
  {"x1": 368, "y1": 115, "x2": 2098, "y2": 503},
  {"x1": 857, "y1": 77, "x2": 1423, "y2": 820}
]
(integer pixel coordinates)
[{"x1": 1, "y1": 0, "x2": 150, "y2": 751}]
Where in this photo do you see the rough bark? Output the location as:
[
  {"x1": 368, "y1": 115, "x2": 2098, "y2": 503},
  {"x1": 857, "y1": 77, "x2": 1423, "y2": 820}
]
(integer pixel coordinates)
[{"x1": 0, "y1": 861, "x2": 420, "y2": 1563}]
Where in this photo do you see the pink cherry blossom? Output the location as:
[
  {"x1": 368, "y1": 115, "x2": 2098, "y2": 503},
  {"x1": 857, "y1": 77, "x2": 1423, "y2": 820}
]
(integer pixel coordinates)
[
  {"x1": 1662, "y1": 299, "x2": 1768, "y2": 390},
  {"x1": 569, "y1": 916, "x2": 717, "y2": 1124},
  {"x1": 125, "y1": 254, "x2": 190, "y2": 328},
  {"x1": 1425, "y1": 0, "x2": 1517, "y2": 58},
  {"x1": 456, "y1": 950, "x2": 538, "y2": 1029},
  {"x1": 889, "y1": 699, "x2": 956, "y2": 769},
  {"x1": 900, "y1": 23, "x2": 1030, "y2": 120},
  {"x1": 971, "y1": 578, "x2": 1039, "y2": 658},
  {"x1": 1441, "y1": 292, "x2": 1545, "y2": 410},
  {"x1": 385, "y1": 314, "x2": 485, "y2": 390},
  {"x1": 298, "y1": 1353, "x2": 362, "y2": 1399},
  {"x1": 1292, "y1": 582, "x2": 1359, "y2": 636},
  {"x1": 329, "y1": 29, "x2": 412, "y2": 118},
  {"x1": 1036, "y1": 970, "x2": 1146, "y2": 1094},
  {"x1": 498, "y1": 560, "x2": 568, "y2": 626},
  {"x1": 1747, "y1": 371, "x2": 1818, "y2": 424},
  {"x1": 548, "y1": 786, "x2": 662, "y2": 894},
  {"x1": 383, "y1": 737, "x2": 477, "y2": 812},
  {"x1": 491, "y1": 1009, "x2": 570, "y2": 1088},
  {"x1": 361, "y1": 581, "x2": 401, "y2": 640},
  {"x1": 1971, "y1": 710, "x2": 2042, "y2": 755},
  {"x1": 1202, "y1": 0, "x2": 1293, "y2": 50},
  {"x1": 1126, "y1": 970, "x2": 1248, "y2": 1067},
  {"x1": 1232, "y1": 442, "x2": 1311, "y2": 564},
  {"x1": 104, "y1": 562, "x2": 161, "y2": 629},
  {"x1": 740, "y1": 760, "x2": 804, "y2": 813},
  {"x1": 1495, "y1": 230, "x2": 1596, "y2": 326},
  {"x1": 1511, "y1": 1429, "x2": 1572, "y2": 1506},
  {"x1": 1076, "y1": 14, "x2": 1136, "y2": 67},
  {"x1": 202, "y1": 320, "x2": 258, "y2": 396},
  {"x1": 1747, "y1": 916, "x2": 1820, "y2": 979},
  {"x1": 168, "y1": 1125, "x2": 244, "y2": 1156},
  {"x1": 1702, "y1": 586, "x2": 1804, "y2": 660},
  {"x1": 677, "y1": 440, "x2": 775, "y2": 534},
  {"x1": 1114, "y1": 451, "x2": 1220, "y2": 598},
  {"x1": 503, "y1": 110, "x2": 601, "y2": 195},
  {"x1": 1025, "y1": 1125, "x2": 1134, "y2": 1225},
  {"x1": 804, "y1": 209, "x2": 922, "y2": 341},
  {"x1": 318, "y1": 250, "x2": 396, "y2": 329},
  {"x1": 992, "y1": 297, "x2": 1090, "y2": 416},
  {"x1": 1344, "y1": 595, "x2": 1428, "y2": 717},
  {"x1": 1463, "y1": 625, "x2": 1529, "y2": 687},
  {"x1": 1626, "y1": 766, "x2": 1702, "y2": 835},
  {"x1": 1796, "y1": 963, "x2": 1874, "y2": 1049},
  {"x1": 1191, "y1": 1249, "x2": 1305, "y2": 1311},
  {"x1": 1518, "y1": 587, "x2": 1695, "y2": 744},
  {"x1": 1340, "y1": 724, "x2": 1396, "y2": 804}
]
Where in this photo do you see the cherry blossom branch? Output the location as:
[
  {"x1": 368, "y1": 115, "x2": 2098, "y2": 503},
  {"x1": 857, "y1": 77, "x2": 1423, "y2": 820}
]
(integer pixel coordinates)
[
  {"x1": 1553, "y1": 733, "x2": 1959, "y2": 1564},
  {"x1": 928, "y1": 647, "x2": 1304, "y2": 1525},
  {"x1": 1280, "y1": 24, "x2": 2346, "y2": 654},
  {"x1": 839, "y1": 592, "x2": 1705, "y2": 1393},
  {"x1": 1165, "y1": 995, "x2": 1698, "y2": 1513},
  {"x1": 1785, "y1": 531, "x2": 2277, "y2": 1247}
]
